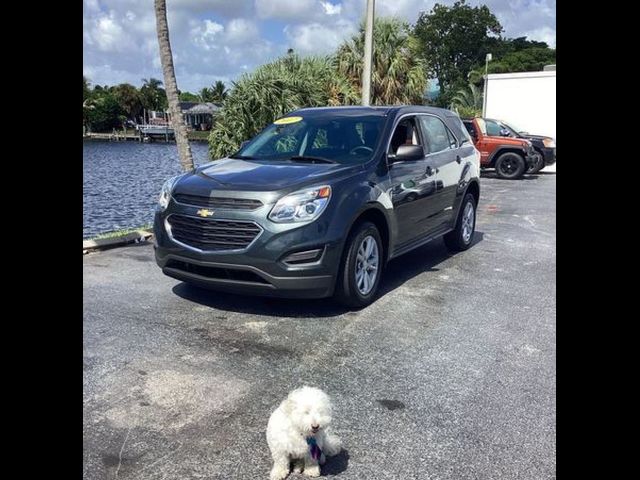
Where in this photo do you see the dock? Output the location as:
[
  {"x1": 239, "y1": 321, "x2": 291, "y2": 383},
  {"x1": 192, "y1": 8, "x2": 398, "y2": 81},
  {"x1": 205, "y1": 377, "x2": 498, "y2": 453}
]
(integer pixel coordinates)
[
  {"x1": 85, "y1": 132, "x2": 143, "y2": 142},
  {"x1": 84, "y1": 129, "x2": 209, "y2": 142},
  {"x1": 84, "y1": 126, "x2": 175, "y2": 143}
]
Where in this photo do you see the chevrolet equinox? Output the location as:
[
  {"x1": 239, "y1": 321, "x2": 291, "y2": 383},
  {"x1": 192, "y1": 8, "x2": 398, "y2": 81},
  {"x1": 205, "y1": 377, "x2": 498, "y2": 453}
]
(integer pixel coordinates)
[{"x1": 154, "y1": 106, "x2": 480, "y2": 308}]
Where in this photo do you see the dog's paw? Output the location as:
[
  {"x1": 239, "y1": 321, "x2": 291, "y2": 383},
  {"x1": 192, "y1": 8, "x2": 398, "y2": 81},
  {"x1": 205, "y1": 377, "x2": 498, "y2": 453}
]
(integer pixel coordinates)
[
  {"x1": 304, "y1": 465, "x2": 321, "y2": 477},
  {"x1": 270, "y1": 465, "x2": 289, "y2": 480}
]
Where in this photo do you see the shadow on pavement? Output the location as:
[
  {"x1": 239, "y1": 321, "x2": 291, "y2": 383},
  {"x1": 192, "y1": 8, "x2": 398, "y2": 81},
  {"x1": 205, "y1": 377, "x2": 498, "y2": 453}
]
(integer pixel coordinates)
[
  {"x1": 172, "y1": 232, "x2": 484, "y2": 318},
  {"x1": 322, "y1": 449, "x2": 349, "y2": 475},
  {"x1": 480, "y1": 171, "x2": 541, "y2": 180}
]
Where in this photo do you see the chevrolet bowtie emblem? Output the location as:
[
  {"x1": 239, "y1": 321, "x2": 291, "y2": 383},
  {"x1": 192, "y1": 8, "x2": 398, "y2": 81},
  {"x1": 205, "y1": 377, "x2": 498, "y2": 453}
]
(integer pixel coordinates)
[{"x1": 196, "y1": 209, "x2": 214, "y2": 218}]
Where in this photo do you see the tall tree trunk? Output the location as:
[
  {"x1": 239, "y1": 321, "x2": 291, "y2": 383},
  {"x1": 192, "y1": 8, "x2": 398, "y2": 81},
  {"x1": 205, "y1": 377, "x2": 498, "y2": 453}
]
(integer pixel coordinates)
[{"x1": 154, "y1": 0, "x2": 194, "y2": 172}]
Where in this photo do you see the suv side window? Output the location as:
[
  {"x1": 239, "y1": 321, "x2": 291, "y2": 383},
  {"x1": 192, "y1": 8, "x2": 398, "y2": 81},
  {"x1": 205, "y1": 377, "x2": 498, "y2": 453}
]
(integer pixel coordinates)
[
  {"x1": 388, "y1": 117, "x2": 423, "y2": 155},
  {"x1": 445, "y1": 126, "x2": 458, "y2": 148},
  {"x1": 419, "y1": 116, "x2": 456, "y2": 154},
  {"x1": 485, "y1": 119, "x2": 502, "y2": 136}
]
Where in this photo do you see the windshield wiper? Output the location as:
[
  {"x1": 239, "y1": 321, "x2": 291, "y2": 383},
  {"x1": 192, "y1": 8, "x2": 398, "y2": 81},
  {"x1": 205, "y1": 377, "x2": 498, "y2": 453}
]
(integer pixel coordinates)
[
  {"x1": 229, "y1": 154, "x2": 256, "y2": 160},
  {"x1": 289, "y1": 155, "x2": 337, "y2": 164}
]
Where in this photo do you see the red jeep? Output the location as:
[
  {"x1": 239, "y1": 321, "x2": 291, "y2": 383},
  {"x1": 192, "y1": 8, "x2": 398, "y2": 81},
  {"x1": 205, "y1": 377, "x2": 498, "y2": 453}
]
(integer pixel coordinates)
[{"x1": 462, "y1": 118, "x2": 537, "y2": 179}]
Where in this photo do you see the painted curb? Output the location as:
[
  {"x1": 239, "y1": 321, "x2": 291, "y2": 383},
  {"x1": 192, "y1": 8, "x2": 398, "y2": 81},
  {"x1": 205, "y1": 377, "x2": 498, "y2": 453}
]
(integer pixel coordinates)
[{"x1": 83, "y1": 230, "x2": 153, "y2": 254}]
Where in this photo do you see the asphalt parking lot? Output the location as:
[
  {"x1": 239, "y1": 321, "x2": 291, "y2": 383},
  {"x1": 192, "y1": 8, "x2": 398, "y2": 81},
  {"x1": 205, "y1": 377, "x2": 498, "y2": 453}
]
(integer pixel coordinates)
[{"x1": 83, "y1": 170, "x2": 556, "y2": 480}]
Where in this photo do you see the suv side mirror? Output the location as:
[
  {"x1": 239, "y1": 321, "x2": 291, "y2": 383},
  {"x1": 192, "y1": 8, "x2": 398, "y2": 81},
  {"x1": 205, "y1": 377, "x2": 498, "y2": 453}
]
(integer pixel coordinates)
[
  {"x1": 390, "y1": 144, "x2": 424, "y2": 162},
  {"x1": 499, "y1": 129, "x2": 511, "y2": 137}
]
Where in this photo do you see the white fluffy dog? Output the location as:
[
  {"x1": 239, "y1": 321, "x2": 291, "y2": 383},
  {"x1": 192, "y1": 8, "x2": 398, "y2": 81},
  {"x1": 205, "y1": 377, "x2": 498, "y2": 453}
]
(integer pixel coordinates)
[{"x1": 266, "y1": 386, "x2": 342, "y2": 479}]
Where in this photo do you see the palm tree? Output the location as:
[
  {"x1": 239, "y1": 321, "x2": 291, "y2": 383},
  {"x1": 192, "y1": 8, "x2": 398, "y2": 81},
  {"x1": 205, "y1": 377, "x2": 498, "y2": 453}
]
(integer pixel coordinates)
[
  {"x1": 140, "y1": 77, "x2": 168, "y2": 112},
  {"x1": 208, "y1": 53, "x2": 357, "y2": 159},
  {"x1": 141, "y1": 77, "x2": 163, "y2": 89},
  {"x1": 335, "y1": 17, "x2": 428, "y2": 105},
  {"x1": 112, "y1": 83, "x2": 143, "y2": 121},
  {"x1": 449, "y1": 82, "x2": 483, "y2": 118},
  {"x1": 210, "y1": 80, "x2": 228, "y2": 104},
  {"x1": 198, "y1": 87, "x2": 212, "y2": 103},
  {"x1": 153, "y1": 0, "x2": 194, "y2": 172}
]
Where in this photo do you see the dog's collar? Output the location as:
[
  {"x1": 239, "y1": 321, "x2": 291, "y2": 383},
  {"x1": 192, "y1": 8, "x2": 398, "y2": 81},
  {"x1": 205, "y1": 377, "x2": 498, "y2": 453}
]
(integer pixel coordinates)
[{"x1": 306, "y1": 436, "x2": 322, "y2": 461}]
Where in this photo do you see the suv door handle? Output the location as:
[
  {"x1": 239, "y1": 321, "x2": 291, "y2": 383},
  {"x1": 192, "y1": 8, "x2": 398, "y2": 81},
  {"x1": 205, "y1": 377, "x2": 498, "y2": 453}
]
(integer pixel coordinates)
[
  {"x1": 426, "y1": 166, "x2": 439, "y2": 176},
  {"x1": 456, "y1": 155, "x2": 462, "y2": 164}
]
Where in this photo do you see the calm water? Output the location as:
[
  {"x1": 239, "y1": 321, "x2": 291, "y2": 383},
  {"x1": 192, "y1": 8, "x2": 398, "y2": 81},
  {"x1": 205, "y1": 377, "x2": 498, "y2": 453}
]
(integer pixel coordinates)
[{"x1": 83, "y1": 141, "x2": 211, "y2": 238}]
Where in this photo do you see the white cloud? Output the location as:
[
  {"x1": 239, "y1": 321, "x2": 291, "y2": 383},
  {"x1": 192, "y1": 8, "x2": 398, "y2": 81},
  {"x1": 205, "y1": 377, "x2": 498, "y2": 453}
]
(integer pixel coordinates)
[
  {"x1": 83, "y1": 0, "x2": 556, "y2": 93},
  {"x1": 321, "y1": 1, "x2": 342, "y2": 15},
  {"x1": 83, "y1": 0, "x2": 100, "y2": 13},
  {"x1": 519, "y1": 26, "x2": 556, "y2": 48},
  {"x1": 375, "y1": 0, "x2": 434, "y2": 19},
  {"x1": 225, "y1": 18, "x2": 260, "y2": 44},
  {"x1": 284, "y1": 20, "x2": 356, "y2": 54},
  {"x1": 255, "y1": 0, "x2": 318, "y2": 20},
  {"x1": 255, "y1": 0, "x2": 345, "y2": 22},
  {"x1": 171, "y1": 0, "x2": 253, "y2": 17},
  {"x1": 86, "y1": 11, "x2": 132, "y2": 53},
  {"x1": 191, "y1": 19, "x2": 224, "y2": 51}
]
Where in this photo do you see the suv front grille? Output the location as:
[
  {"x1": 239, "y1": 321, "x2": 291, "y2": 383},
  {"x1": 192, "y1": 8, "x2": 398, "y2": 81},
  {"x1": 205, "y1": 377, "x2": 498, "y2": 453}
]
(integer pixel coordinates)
[
  {"x1": 167, "y1": 215, "x2": 261, "y2": 251},
  {"x1": 173, "y1": 194, "x2": 263, "y2": 210}
]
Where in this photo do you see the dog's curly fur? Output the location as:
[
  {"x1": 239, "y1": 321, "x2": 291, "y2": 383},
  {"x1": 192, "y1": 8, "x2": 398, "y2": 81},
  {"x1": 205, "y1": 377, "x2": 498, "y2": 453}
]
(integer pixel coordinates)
[{"x1": 266, "y1": 386, "x2": 342, "y2": 479}]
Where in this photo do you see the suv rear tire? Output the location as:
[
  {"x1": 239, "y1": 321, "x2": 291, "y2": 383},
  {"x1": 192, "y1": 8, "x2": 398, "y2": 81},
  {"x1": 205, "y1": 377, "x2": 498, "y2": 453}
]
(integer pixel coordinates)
[
  {"x1": 444, "y1": 194, "x2": 476, "y2": 252},
  {"x1": 494, "y1": 152, "x2": 525, "y2": 179},
  {"x1": 335, "y1": 221, "x2": 383, "y2": 309}
]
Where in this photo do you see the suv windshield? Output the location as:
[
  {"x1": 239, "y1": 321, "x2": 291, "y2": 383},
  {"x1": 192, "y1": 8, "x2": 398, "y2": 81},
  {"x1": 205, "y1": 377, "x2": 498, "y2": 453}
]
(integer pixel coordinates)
[{"x1": 232, "y1": 115, "x2": 385, "y2": 164}]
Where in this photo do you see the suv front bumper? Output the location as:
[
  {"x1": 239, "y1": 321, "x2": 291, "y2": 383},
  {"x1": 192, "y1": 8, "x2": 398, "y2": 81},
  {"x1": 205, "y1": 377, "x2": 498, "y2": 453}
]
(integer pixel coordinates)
[
  {"x1": 153, "y1": 209, "x2": 344, "y2": 299},
  {"x1": 540, "y1": 147, "x2": 556, "y2": 165}
]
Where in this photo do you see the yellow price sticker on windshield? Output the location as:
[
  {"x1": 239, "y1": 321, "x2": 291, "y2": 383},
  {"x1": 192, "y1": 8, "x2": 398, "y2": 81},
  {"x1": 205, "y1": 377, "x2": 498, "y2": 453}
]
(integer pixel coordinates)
[{"x1": 273, "y1": 116, "x2": 303, "y2": 125}]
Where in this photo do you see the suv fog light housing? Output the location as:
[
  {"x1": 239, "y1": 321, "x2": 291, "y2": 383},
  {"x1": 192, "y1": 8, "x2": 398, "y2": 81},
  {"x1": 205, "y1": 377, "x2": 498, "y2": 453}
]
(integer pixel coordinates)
[
  {"x1": 282, "y1": 248, "x2": 324, "y2": 265},
  {"x1": 269, "y1": 185, "x2": 331, "y2": 223}
]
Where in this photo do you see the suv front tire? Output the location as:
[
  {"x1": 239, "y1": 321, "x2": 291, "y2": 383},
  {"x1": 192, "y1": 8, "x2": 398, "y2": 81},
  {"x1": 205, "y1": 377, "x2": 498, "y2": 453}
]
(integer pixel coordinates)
[
  {"x1": 335, "y1": 221, "x2": 383, "y2": 309},
  {"x1": 494, "y1": 152, "x2": 525, "y2": 179}
]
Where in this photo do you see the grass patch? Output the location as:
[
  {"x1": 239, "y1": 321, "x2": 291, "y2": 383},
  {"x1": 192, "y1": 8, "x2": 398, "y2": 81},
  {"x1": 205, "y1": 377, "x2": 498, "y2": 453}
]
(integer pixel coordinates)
[
  {"x1": 91, "y1": 224, "x2": 152, "y2": 240},
  {"x1": 188, "y1": 130, "x2": 211, "y2": 141}
]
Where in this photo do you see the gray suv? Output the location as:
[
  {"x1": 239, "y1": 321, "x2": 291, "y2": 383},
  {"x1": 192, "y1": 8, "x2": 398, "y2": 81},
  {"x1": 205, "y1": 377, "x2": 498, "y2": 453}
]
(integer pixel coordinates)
[{"x1": 154, "y1": 106, "x2": 480, "y2": 308}]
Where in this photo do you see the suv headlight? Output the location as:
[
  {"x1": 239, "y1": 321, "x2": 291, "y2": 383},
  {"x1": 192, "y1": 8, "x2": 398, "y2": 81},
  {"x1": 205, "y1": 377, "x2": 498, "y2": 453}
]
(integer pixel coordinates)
[
  {"x1": 269, "y1": 185, "x2": 332, "y2": 223},
  {"x1": 543, "y1": 138, "x2": 556, "y2": 148},
  {"x1": 157, "y1": 175, "x2": 182, "y2": 211}
]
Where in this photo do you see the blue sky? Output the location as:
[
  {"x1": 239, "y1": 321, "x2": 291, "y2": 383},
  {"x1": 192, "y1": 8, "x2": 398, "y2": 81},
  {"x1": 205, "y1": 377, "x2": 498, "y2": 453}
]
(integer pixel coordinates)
[{"x1": 83, "y1": 0, "x2": 556, "y2": 93}]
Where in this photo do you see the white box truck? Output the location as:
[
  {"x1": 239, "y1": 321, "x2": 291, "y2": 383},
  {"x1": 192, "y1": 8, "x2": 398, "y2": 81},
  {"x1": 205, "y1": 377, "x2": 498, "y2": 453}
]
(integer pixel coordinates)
[{"x1": 484, "y1": 70, "x2": 556, "y2": 140}]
